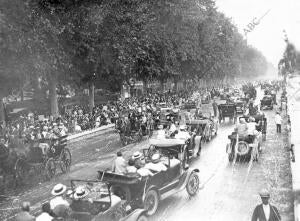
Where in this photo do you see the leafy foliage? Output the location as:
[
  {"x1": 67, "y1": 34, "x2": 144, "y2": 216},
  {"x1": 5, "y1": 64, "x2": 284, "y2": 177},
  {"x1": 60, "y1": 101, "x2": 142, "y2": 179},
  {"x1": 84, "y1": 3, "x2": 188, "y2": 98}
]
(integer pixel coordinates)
[{"x1": 0, "y1": 0, "x2": 269, "y2": 96}]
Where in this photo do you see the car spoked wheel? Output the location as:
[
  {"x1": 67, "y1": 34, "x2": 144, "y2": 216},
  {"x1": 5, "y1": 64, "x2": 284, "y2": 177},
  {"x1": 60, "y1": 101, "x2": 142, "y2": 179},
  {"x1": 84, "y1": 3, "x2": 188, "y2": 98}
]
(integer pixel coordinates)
[
  {"x1": 237, "y1": 141, "x2": 249, "y2": 156},
  {"x1": 186, "y1": 172, "x2": 200, "y2": 196},
  {"x1": 144, "y1": 190, "x2": 159, "y2": 216}
]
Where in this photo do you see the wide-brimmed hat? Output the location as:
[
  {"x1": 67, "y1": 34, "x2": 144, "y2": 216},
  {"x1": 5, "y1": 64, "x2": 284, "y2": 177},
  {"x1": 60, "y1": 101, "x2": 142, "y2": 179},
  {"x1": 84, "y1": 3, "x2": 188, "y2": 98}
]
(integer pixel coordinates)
[
  {"x1": 73, "y1": 186, "x2": 89, "y2": 200},
  {"x1": 51, "y1": 183, "x2": 67, "y2": 196},
  {"x1": 151, "y1": 153, "x2": 161, "y2": 163},
  {"x1": 132, "y1": 151, "x2": 143, "y2": 160},
  {"x1": 259, "y1": 189, "x2": 270, "y2": 198}
]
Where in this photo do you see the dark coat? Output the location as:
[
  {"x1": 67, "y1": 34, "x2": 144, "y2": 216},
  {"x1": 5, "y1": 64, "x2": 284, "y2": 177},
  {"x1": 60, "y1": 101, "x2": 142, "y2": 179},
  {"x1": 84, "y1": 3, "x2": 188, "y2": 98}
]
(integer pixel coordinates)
[{"x1": 251, "y1": 204, "x2": 281, "y2": 221}]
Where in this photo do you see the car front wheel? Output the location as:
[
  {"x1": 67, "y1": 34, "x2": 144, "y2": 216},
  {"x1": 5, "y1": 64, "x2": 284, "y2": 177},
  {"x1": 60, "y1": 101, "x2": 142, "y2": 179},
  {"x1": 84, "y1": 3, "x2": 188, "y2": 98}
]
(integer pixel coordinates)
[
  {"x1": 144, "y1": 190, "x2": 159, "y2": 216},
  {"x1": 186, "y1": 172, "x2": 200, "y2": 197}
]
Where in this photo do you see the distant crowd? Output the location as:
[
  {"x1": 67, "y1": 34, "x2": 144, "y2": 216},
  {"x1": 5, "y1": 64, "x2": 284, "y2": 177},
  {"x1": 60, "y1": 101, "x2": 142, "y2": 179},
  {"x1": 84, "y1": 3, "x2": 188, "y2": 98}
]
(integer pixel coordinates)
[{"x1": 0, "y1": 86, "x2": 236, "y2": 149}]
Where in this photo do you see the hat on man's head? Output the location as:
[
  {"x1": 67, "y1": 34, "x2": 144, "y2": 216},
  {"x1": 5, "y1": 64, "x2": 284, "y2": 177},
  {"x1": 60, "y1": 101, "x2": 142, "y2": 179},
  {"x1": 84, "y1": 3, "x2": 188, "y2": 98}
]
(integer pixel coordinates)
[
  {"x1": 151, "y1": 153, "x2": 161, "y2": 163},
  {"x1": 73, "y1": 186, "x2": 89, "y2": 200},
  {"x1": 259, "y1": 189, "x2": 270, "y2": 198},
  {"x1": 132, "y1": 151, "x2": 142, "y2": 160},
  {"x1": 51, "y1": 183, "x2": 67, "y2": 196}
]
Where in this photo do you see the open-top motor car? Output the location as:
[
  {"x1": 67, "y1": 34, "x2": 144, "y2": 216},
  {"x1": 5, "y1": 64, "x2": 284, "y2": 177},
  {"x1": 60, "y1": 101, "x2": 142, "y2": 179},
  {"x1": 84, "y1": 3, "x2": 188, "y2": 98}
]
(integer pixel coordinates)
[
  {"x1": 98, "y1": 138, "x2": 200, "y2": 216},
  {"x1": 68, "y1": 179, "x2": 148, "y2": 221}
]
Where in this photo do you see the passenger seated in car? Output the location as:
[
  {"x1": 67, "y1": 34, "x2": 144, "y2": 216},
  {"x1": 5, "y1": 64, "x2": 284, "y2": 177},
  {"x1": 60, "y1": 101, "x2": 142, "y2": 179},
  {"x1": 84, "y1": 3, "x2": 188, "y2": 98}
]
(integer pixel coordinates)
[
  {"x1": 145, "y1": 153, "x2": 167, "y2": 173},
  {"x1": 175, "y1": 125, "x2": 191, "y2": 140},
  {"x1": 132, "y1": 151, "x2": 145, "y2": 169},
  {"x1": 126, "y1": 158, "x2": 137, "y2": 174},
  {"x1": 236, "y1": 118, "x2": 248, "y2": 138},
  {"x1": 247, "y1": 117, "x2": 259, "y2": 143},
  {"x1": 169, "y1": 156, "x2": 181, "y2": 168},
  {"x1": 137, "y1": 166, "x2": 154, "y2": 177}
]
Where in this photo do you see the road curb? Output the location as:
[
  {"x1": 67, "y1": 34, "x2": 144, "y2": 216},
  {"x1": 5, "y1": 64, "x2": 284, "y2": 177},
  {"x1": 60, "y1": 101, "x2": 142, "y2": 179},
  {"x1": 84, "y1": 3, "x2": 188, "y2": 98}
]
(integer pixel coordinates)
[
  {"x1": 67, "y1": 124, "x2": 115, "y2": 141},
  {"x1": 286, "y1": 75, "x2": 300, "y2": 221}
]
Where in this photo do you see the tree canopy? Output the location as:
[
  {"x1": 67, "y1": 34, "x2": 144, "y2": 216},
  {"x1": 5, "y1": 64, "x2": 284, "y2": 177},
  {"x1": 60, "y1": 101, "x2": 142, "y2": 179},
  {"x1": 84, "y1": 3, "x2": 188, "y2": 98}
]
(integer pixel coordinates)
[{"x1": 0, "y1": 0, "x2": 269, "y2": 115}]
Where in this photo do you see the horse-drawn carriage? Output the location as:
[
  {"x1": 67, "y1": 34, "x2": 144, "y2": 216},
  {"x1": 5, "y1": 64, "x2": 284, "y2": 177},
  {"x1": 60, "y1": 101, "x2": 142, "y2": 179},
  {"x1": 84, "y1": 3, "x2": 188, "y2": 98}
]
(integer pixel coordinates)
[
  {"x1": 0, "y1": 135, "x2": 71, "y2": 188},
  {"x1": 218, "y1": 104, "x2": 237, "y2": 124},
  {"x1": 116, "y1": 122, "x2": 143, "y2": 146},
  {"x1": 98, "y1": 139, "x2": 200, "y2": 216},
  {"x1": 155, "y1": 109, "x2": 179, "y2": 129},
  {"x1": 115, "y1": 112, "x2": 149, "y2": 146}
]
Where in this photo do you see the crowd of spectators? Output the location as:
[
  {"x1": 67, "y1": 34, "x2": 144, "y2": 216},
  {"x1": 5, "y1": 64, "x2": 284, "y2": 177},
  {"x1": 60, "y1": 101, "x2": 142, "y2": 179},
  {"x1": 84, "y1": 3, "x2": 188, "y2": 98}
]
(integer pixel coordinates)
[{"x1": 0, "y1": 87, "x2": 225, "y2": 149}]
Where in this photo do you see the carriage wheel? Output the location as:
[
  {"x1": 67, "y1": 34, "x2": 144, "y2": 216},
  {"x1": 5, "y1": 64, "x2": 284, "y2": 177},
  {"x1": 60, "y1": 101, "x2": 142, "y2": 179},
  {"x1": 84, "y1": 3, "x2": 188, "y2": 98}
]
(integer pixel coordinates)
[
  {"x1": 120, "y1": 134, "x2": 127, "y2": 146},
  {"x1": 45, "y1": 158, "x2": 56, "y2": 180},
  {"x1": 59, "y1": 148, "x2": 72, "y2": 173},
  {"x1": 15, "y1": 158, "x2": 30, "y2": 184}
]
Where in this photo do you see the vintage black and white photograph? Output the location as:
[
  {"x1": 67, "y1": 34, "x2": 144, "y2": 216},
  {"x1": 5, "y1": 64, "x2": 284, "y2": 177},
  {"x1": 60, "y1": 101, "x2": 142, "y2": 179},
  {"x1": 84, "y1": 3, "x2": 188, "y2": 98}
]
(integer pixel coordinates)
[{"x1": 0, "y1": 0, "x2": 299, "y2": 220}]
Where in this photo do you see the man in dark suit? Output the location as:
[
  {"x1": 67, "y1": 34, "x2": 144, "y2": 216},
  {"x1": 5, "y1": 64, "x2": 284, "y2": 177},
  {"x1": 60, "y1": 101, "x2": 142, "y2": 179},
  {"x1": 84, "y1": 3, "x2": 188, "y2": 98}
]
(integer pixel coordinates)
[{"x1": 251, "y1": 189, "x2": 281, "y2": 221}]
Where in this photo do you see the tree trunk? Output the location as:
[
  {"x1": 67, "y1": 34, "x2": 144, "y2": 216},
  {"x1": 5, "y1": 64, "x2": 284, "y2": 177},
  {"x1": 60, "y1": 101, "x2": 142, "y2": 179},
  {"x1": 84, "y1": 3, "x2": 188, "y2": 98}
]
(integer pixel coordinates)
[
  {"x1": 89, "y1": 82, "x2": 95, "y2": 112},
  {"x1": 183, "y1": 79, "x2": 187, "y2": 90},
  {"x1": 49, "y1": 75, "x2": 59, "y2": 118},
  {"x1": 0, "y1": 94, "x2": 6, "y2": 128},
  {"x1": 174, "y1": 78, "x2": 178, "y2": 92},
  {"x1": 143, "y1": 79, "x2": 147, "y2": 95},
  {"x1": 20, "y1": 88, "x2": 24, "y2": 101},
  {"x1": 160, "y1": 79, "x2": 164, "y2": 92}
]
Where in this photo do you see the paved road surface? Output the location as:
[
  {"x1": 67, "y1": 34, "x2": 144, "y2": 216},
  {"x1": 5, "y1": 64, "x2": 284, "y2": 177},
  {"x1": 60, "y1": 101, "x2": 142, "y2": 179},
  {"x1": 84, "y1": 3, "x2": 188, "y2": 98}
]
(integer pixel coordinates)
[
  {"x1": 0, "y1": 91, "x2": 294, "y2": 221},
  {"x1": 149, "y1": 110, "x2": 293, "y2": 221}
]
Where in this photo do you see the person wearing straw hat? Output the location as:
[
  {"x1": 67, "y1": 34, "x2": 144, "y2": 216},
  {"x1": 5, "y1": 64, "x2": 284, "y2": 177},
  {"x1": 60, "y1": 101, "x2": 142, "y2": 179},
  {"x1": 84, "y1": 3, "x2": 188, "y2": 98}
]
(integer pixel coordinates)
[
  {"x1": 73, "y1": 186, "x2": 89, "y2": 200},
  {"x1": 251, "y1": 189, "x2": 281, "y2": 221},
  {"x1": 145, "y1": 153, "x2": 167, "y2": 172},
  {"x1": 49, "y1": 183, "x2": 69, "y2": 210},
  {"x1": 132, "y1": 151, "x2": 145, "y2": 169}
]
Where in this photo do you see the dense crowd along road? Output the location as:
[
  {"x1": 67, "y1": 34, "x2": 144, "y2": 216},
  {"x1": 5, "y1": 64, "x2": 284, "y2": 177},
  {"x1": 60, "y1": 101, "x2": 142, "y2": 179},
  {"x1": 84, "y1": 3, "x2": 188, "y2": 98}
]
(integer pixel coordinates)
[{"x1": 0, "y1": 81, "x2": 293, "y2": 221}]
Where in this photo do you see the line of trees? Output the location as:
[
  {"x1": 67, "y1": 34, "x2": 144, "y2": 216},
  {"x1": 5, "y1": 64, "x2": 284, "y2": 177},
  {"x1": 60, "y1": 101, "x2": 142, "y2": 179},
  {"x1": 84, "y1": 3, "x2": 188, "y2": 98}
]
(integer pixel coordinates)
[{"x1": 0, "y1": 0, "x2": 268, "y2": 121}]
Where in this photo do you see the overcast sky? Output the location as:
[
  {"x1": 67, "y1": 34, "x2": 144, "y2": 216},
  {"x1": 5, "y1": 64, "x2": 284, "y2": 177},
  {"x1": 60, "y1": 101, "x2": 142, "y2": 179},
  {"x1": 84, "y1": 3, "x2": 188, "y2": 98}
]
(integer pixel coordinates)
[{"x1": 215, "y1": 0, "x2": 300, "y2": 66}]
